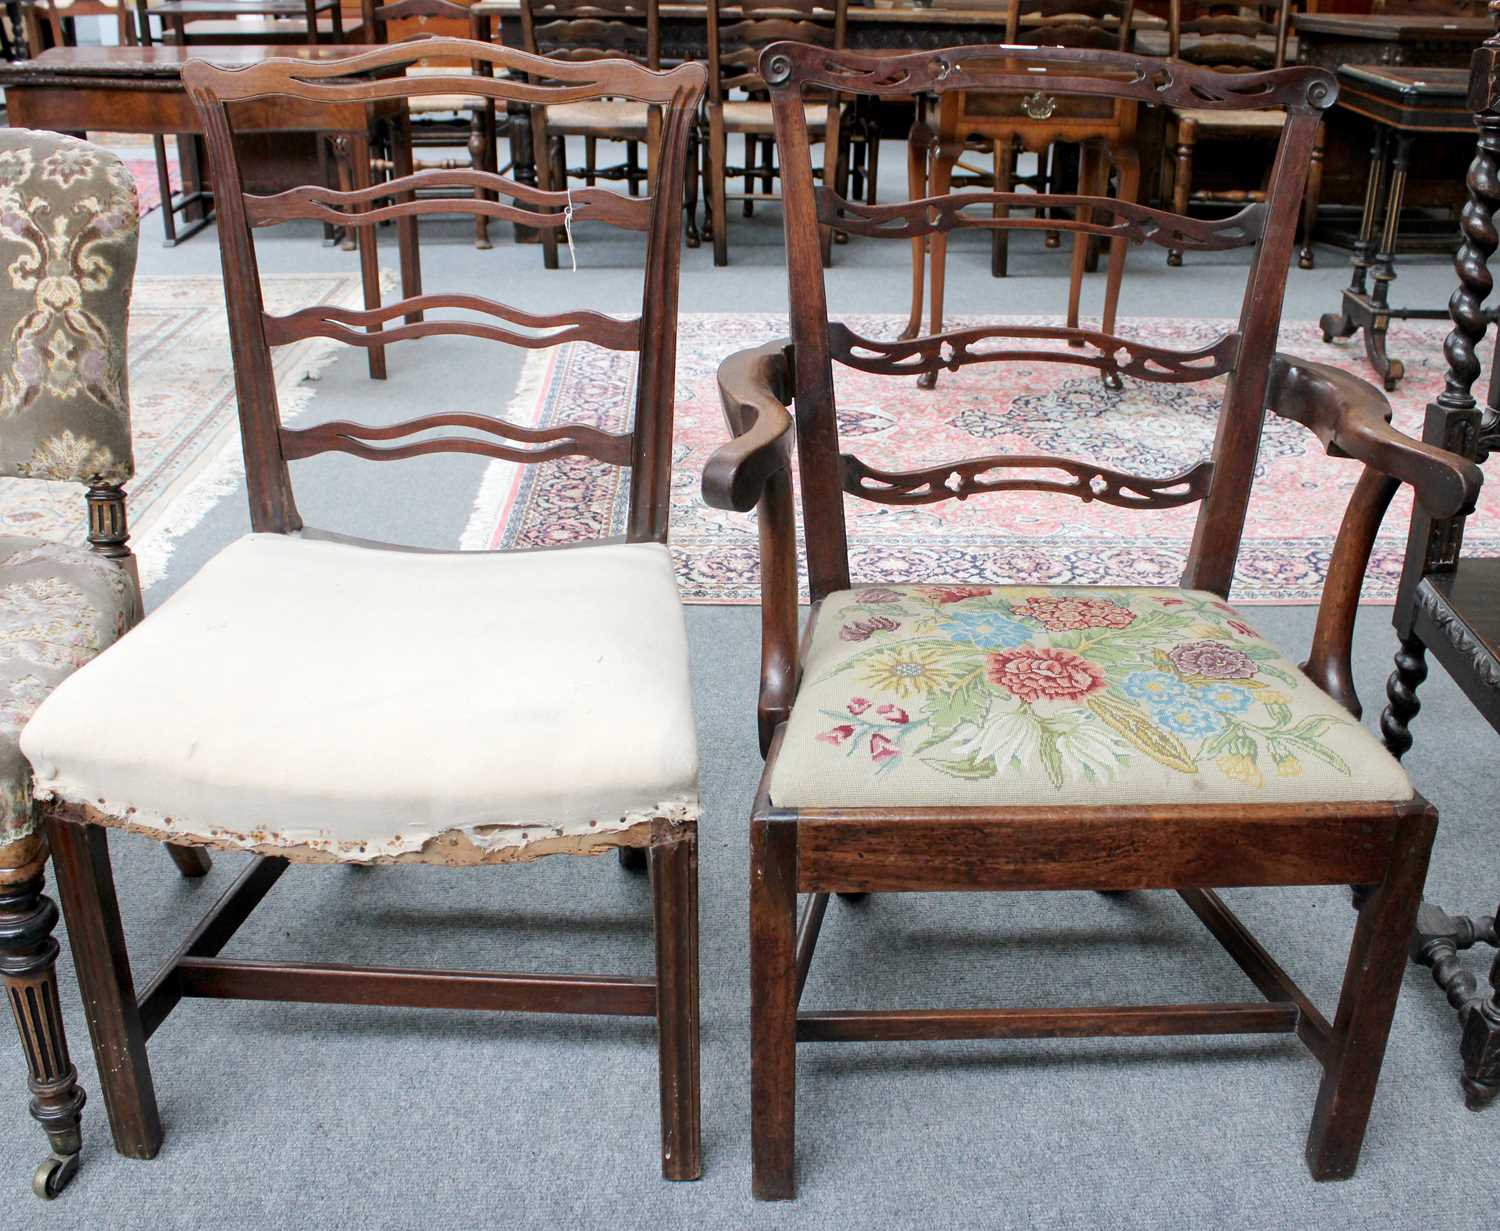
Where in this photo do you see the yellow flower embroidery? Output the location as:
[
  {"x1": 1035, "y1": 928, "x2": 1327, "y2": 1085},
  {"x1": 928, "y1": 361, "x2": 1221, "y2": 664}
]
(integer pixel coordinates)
[
  {"x1": 1216, "y1": 753, "x2": 1263, "y2": 788},
  {"x1": 1275, "y1": 754, "x2": 1304, "y2": 778},
  {"x1": 857, "y1": 644, "x2": 963, "y2": 699}
]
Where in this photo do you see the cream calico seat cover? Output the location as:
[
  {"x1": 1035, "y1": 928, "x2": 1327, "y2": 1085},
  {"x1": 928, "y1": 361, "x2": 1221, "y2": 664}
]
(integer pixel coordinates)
[
  {"x1": 21, "y1": 534, "x2": 700, "y2": 863},
  {"x1": 768, "y1": 584, "x2": 1412, "y2": 810}
]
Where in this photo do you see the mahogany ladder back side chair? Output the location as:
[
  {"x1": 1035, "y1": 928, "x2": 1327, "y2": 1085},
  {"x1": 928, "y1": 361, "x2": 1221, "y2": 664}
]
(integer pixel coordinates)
[
  {"x1": 703, "y1": 41, "x2": 1484, "y2": 1200},
  {"x1": 20, "y1": 40, "x2": 706, "y2": 1182},
  {"x1": 704, "y1": 0, "x2": 849, "y2": 267}
]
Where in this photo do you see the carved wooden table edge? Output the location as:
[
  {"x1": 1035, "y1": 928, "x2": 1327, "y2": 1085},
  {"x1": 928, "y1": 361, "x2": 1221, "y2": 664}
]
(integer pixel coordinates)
[
  {"x1": 1318, "y1": 64, "x2": 1486, "y2": 392},
  {"x1": 1377, "y1": 6, "x2": 1500, "y2": 1111}
]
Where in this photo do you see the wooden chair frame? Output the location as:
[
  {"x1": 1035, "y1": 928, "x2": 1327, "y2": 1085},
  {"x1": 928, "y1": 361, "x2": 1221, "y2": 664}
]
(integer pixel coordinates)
[
  {"x1": 1163, "y1": 0, "x2": 1304, "y2": 269},
  {"x1": 703, "y1": 41, "x2": 1484, "y2": 1200},
  {"x1": 519, "y1": 0, "x2": 664, "y2": 268},
  {"x1": 704, "y1": 0, "x2": 848, "y2": 267},
  {"x1": 35, "y1": 39, "x2": 706, "y2": 1182},
  {"x1": 359, "y1": 0, "x2": 501, "y2": 250}
]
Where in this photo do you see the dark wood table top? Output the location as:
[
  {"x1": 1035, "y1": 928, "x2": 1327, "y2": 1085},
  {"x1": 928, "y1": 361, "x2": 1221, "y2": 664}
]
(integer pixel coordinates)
[
  {"x1": 1339, "y1": 64, "x2": 1471, "y2": 99},
  {"x1": 0, "y1": 42, "x2": 374, "y2": 80},
  {"x1": 1293, "y1": 12, "x2": 1491, "y2": 41}
]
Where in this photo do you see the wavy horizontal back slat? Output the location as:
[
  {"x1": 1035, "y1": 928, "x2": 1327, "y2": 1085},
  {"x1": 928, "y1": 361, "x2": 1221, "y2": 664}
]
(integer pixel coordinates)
[
  {"x1": 817, "y1": 188, "x2": 1265, "y2": 249},
  {"x1": 280, "y1": 413, "x2": 634, "y2": 464},
  {"x1": 828, "y1": 322, "x2": 1240, "y2": 383},
  {"x1": 180, "y1": 39, "x2": 696, "y2": 105},
  {"x1": 758, "y1": 43, "x2": 1327, "y2": 112},
  {"x1": 265, "y1": 293, "x2": 641, "y2": 350},
  {"x1": 840, "y1": 451, "x2": 1214, "y2": 509},
  {"x1": 245, "y1": 175, "x2": 651, "y2": 231}
]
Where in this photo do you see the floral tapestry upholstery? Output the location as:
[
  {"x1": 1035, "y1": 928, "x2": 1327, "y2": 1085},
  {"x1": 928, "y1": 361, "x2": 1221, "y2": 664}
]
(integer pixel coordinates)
[
  {"x1": 0, "y1": 534, "x2": 138, "y2": 847},
  {"x1": 0, "y1": 130, "x2": 138, "y2": 486},
  {"x1": 768, "y1": 585, "x2": 1412, "y2": 809}
]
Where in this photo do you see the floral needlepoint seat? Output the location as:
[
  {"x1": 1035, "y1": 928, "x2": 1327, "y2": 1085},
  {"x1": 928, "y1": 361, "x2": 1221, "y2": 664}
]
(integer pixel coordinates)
[{"x1": 770, "y1": 585, "x2": 1411, "y2": 809}]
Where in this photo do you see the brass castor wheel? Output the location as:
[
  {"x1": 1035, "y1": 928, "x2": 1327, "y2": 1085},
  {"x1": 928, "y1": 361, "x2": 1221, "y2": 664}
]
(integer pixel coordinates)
[
  {"x1": 617, "y1": 845, "x2": 648, "y2": 872},
  {"x1": 33, "y1": 1152, "x2": 79, "y2": 1200},
  {"x1": 1166, "y1": 251, "x2": 1182, "y2": 268},
  {"x1": 1101, "y1": 369, "x2": 1123, "y2": 392}
]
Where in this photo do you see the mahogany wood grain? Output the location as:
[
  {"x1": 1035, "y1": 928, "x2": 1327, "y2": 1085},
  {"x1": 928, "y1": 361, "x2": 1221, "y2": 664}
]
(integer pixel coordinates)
[
  {"x1": 172, "y1": 958, "x2": 658, "y2": 1014},
  {"x1": 795, "y1": 1003, "x2": 1301, "y2": 1042}
]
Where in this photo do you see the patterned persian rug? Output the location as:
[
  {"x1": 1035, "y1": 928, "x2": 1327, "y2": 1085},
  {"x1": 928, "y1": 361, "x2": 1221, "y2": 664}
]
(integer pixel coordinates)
[
  {"x1": 0, "y1": 273, "x2": 366, "y2": 589},
  {"x1": 123, "y1": 155, "x2": 180, "y2": 218},
  {"x1": 462, "y1": 313, "x2": 1493, "y2": 604}
]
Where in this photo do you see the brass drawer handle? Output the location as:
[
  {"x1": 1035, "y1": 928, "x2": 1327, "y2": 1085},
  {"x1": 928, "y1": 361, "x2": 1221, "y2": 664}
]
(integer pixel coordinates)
[{"x1": 1022, "y1": 91, "x2": 1057, "y2": 120}]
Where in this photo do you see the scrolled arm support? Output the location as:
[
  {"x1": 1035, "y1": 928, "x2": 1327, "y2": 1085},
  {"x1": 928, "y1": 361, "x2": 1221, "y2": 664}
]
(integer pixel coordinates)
[
  {"x1": 704, "y1": 342, "x2": 800, "y2": 754},
  {"x1": 1265, "y1": 354, "x2": 1483, "y2": 520},
  {"x1": 1266, "y1": 354, "x2": 1484, "y2": 717}
]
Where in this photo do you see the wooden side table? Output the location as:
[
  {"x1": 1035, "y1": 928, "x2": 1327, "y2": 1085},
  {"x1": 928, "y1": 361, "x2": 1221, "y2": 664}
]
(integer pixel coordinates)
[
  {"x1": 1318, "y1": 65, "x2": 1481, "y2": 390},
  {"x1": 1381, "y1": 18, "x2": 1500, "y2": 1111}
]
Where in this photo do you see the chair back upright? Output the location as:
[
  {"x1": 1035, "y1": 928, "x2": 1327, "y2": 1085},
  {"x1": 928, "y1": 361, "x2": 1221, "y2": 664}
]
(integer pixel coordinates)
[
  {"x1": 761, "y1": 42, "x2": 1334, "y2": 601},
  {"x1": 183, "y1": 40, "x2": 705, "y2": 544}
]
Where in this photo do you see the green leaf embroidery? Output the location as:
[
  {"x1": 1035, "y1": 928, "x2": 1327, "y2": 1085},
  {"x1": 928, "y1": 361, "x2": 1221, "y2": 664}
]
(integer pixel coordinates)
[
  {"x1": 1038, "y1": 728, "x2": 1064, "y2": 790},
  {"x1": 1087, "y1": 694, "x2": 1197, "y2": 774},
  {"x1": 924, "y1": 754, "x2": 999, "y2": 781}
]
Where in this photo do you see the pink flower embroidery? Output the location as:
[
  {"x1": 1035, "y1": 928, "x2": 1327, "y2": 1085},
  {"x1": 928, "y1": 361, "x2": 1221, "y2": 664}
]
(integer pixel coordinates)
[
  {"x1": 818, "y1": 724, "x2": 856, "y2": 747},
  {"x1": 870, "y1": 733, "x2": 899, "y2": 762},
  {"x1": 1166, "y1": 640, "x2": 1257, "y2": 679},
  {"x1": 840, "y1": 615, "x2": 900, "y2": 642},
  {"x1": 920, "y1": 585, "x2": 993, "y2": 604},
  {"x1": 1227, "y1": 619, "x2": 1258, "y2": 639},
  {"x1": 1157, "y1": 597, "x2": 1186, "y2": 607},
  {"x1": 1011, "y1": 595, "x2": 1136, "y2": 631},
  {"x1": 856, "y1": 587, "x2": 904, "y2": 604},
  {"x1": 876, "y1": 704, "x2": 909, "y2": 724},
  {"x1": 847, "y1": 697, "x2": 872, "y2": 716},
  {"x1": 986, "y1": 647, "x2": 1106, "y2": 704}
]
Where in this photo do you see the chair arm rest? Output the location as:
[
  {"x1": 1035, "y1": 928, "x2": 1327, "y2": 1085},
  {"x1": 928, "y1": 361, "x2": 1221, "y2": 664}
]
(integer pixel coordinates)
[
  {"x1": 1265, "y1": 354, "x2": 1483, "y2": 520},
  {"x1": 703, "y1": 341, "x2": 795, "y2": 513}
]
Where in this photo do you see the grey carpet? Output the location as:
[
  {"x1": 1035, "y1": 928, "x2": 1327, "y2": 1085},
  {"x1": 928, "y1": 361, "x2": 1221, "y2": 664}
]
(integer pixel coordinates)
[{"x1": 2, "y1": 146, "x2": 1494, "y2": 1229}]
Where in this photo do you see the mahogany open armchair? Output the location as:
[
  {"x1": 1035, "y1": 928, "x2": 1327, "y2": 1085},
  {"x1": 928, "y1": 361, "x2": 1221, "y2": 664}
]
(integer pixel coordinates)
[
  {"x1": 17, "y1": 42, "x2": 706, "y2": 1184},
  {"x1": 0, "y1": 131, "x2": 213, "y2": 1200},
  {"x1": 702, "y1": 42, "x2": 1485, "y2": 1200}
]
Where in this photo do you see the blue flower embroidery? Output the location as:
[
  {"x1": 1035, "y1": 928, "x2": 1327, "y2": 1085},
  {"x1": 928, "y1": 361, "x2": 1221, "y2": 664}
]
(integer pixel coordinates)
[
  {"x1": 1122, "y1": 671, "x2": 1186, "y2": 704},
  {"x1": 940, "y1": 609, "x2": 1034, "y2": 650},
  {"x1": 1152, "y1": 698, "x2": 1226, "y2": 738},
  {"x1": 1197, "y1": 683, "x2": 1254, "y2": 714}
]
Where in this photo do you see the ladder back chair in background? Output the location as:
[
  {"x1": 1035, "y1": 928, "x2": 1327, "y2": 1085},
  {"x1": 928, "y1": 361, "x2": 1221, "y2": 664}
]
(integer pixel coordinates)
[
  {"x1": 906, "y1": 0, "x2": 1142, "y2": 385},
  {"x1": 0, "y1": 131, "x2": 211, "y2": 1201},
  {"x1": 704, "y1": 0, "x2": 848, "y2": 267},
  {"x1": 703, "y1": 41, "x2": 1484, "y2": 1200},
  {"x1": 18, "y1": 41, "x2": 706, "y2": 1182},
  {"x1": 359, "y1": 0, "x2": 500, "y2": 249},
  {"x1": 1163, "y1": 0, "x2": 1302, "y2": 268},
  {"x1": 520, "y1": 0, "x2": 663, "y2": 267}
]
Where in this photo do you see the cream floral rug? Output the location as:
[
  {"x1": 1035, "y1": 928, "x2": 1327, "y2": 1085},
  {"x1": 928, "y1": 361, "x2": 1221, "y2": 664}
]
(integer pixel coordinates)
[{"x1": 0, "y1": 273, "x2": 366, "y2": 589}]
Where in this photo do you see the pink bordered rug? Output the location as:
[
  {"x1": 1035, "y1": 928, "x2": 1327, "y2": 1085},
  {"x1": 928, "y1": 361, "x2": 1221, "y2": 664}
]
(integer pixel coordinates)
[{"x1": 461, "y1": 313, "x2": 1493, "y2": 604}]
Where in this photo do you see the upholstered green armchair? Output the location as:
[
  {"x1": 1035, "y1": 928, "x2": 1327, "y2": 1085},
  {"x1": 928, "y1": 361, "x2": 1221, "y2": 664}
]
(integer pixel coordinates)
[{"x1": 0, "y1": 130, "x2": 208, "y2": 1199}]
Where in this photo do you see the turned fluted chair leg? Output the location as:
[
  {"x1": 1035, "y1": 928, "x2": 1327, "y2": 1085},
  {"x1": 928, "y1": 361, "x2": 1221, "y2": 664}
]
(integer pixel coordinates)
[{"x1": 0, "y1": 835, "x2": 86, "y2": 1199}]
